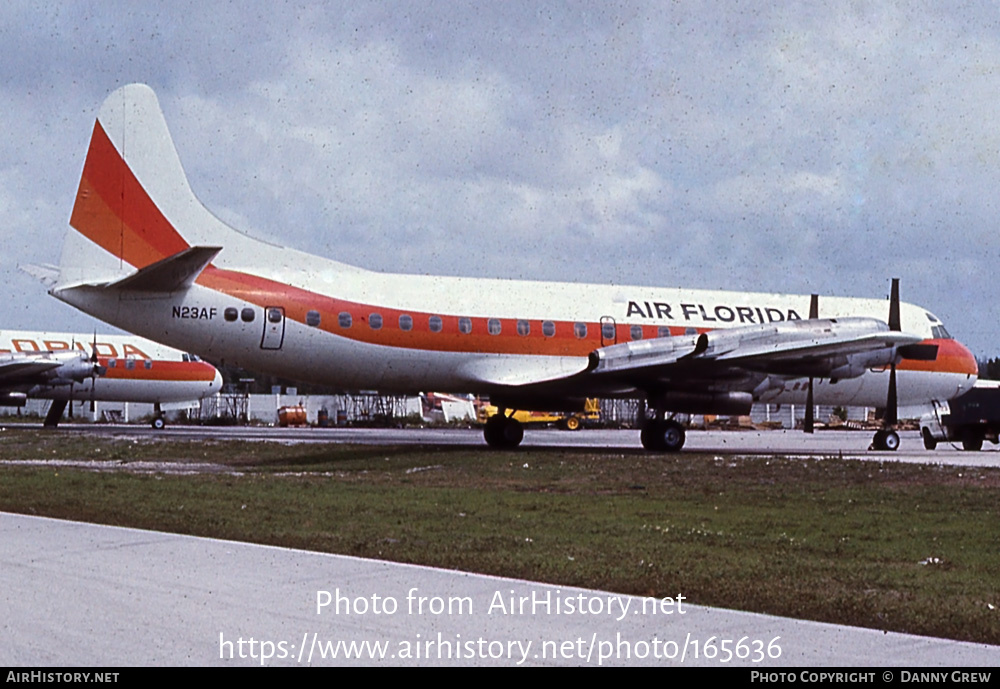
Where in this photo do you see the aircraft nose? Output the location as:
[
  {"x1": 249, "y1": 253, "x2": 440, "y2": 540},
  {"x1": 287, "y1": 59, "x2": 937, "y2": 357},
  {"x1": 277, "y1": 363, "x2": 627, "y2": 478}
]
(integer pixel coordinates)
[
  {"x1": 942, "y1": 338, "x2": 979, "y2": 378},
  {"x1": 935, "y1": 338, "x2": 979, "y2": 398},
  {"x1": 210, "y1": 368, "x2": 223, "y2": 391}
]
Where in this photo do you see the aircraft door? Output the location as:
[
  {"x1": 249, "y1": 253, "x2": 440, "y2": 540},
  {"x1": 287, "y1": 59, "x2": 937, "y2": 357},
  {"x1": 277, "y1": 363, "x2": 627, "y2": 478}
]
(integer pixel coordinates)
[
  {"x1": 261, "y1": 306, "x2": 286, "y2": 350},
  {"x1": 600, "y1": 316, "x2": 617, "y2": 347}
]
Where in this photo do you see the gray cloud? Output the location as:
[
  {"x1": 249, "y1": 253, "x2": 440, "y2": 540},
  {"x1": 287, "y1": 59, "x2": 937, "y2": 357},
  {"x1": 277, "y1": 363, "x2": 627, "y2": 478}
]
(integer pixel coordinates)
[{"x1": 2, "y1": 1, "x2": 998, "y2": 355}]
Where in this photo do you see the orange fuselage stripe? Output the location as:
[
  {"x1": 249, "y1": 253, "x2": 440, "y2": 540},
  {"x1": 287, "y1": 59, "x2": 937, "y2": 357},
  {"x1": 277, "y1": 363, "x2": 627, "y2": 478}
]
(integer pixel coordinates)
[{"x1": 98, "y1": 359, "x2": 218, "y2": 382}]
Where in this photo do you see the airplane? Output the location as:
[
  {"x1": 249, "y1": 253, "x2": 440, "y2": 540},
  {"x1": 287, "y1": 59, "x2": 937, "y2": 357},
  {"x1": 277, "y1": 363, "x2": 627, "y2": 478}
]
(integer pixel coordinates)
[
  {"x1": 35, "y1": 83, "x2": 978, "y2": 451},
  {"x1": 0, "y1": 329, "x2": 223, "y2": 428}
]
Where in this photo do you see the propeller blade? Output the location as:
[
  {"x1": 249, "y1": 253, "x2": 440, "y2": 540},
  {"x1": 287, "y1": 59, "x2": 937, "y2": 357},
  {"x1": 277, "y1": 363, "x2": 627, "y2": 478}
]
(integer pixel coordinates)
[
  {"x1": 89, "y1": 332, "x2": 100, "y2": 413},
  {"x1": 804, "y1": 377, "x2": 815, "y2": 434},
  {"x1": 888, "y1": 278, "x2": 900, "y2": 332},
  {"x1": 882, "y1": 278, "x2": 901, "y2": 430},
  {"x1": 885, "y1": 363, "x2": 898, "y2": 427},
  {"x1": 804, "y1": 292, "x2": 818, "y2": 434}
]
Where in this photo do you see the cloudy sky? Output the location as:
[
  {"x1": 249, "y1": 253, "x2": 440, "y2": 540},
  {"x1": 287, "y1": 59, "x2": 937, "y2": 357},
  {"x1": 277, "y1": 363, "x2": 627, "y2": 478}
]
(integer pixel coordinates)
[{"x1": 2, "y1": 1, "x2": 999, "y2": 356}]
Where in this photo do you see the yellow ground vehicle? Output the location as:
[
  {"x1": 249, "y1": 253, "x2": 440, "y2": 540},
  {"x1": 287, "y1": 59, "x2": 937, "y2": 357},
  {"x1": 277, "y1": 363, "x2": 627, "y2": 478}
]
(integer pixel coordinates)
[{"x1": 477, "y1": 398, "x2": 599, "y2": 430}]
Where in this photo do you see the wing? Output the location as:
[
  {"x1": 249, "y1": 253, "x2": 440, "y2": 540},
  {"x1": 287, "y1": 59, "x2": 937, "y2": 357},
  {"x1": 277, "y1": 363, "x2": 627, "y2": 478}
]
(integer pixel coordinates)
[
  {"x1": 588, "y1": 317, "x2": 933, "y2": 386},
  {"x1": 0, "y1": 351, "x2": 99, "y2": 387},
  {"x1": 483, "y1": 317, "x2": 934, "y2": 412}
]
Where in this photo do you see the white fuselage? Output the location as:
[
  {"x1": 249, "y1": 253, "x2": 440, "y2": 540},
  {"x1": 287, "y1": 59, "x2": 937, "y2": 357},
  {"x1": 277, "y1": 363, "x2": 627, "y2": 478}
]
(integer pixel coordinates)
[{"x1": 55, "y1": 249, "x2": 976, "y2": 409}]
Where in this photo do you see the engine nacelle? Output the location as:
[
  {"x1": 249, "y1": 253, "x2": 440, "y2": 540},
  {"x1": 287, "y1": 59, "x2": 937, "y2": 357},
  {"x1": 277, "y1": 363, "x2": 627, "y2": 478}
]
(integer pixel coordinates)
[
  {"x1": 0, "y1": 392, "x2": 27, "y2": 407},
  {"x1": 40, "y1": 352, "x2": 100, "y2": 385}
]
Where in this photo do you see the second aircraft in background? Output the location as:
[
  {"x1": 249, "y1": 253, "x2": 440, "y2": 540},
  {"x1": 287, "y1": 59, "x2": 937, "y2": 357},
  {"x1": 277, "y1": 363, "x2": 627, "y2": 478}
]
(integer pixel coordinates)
[{"x1": 0, "y1": 329, "x2": 222, "y2": 427}]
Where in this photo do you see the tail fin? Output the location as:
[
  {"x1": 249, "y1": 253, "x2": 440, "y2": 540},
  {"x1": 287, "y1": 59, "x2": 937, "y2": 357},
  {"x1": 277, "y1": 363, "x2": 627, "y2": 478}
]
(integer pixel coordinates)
[{"x1": 58, "y1": 84, "x2": 242, "y2": 288}]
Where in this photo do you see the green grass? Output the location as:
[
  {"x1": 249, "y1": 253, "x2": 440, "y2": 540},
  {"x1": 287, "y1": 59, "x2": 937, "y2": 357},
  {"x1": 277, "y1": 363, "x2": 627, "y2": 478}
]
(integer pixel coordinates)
[{"x1": 0, "y1": 430, "x2": 997, "y2": 644}]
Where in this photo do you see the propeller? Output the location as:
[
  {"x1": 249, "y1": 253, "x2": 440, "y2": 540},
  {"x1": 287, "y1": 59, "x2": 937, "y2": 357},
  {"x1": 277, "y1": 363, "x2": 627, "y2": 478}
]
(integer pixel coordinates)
[
  {"x1": 804, "y1": 293, "x2": 819, "y2": 434},
  {"x1": 87, "y1": 332, "x2": 106, "y2": 413},
  {"x1": 67, "y1": 336, "x2": 78, "y2": 419}
]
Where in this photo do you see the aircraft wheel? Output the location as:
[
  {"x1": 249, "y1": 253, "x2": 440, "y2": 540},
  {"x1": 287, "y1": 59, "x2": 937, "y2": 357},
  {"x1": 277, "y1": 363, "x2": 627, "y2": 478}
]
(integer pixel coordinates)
[
  {"x1": 872, "y1": 429, "x2": 899, "y2": 451},
  {"x1": 640, "y1": 420, "x2": 685, "y2": 452},
  {"x1": 640, "y1": 422, "x2": 659, "y2": 450},
  {"x1": 661, "y1": 420, "x2": 686, "y2": 452},
  {"x1": 564, "y1": 416, "x2": 581, "y2": 431},
  {"x1": 151, "y1": 416, "x2": 166, "y2": 430},
  {"x1": 484, "y1": 416, "x2": 523, "y2": 449},
  {"x1": 961, "y1": 430, "x2": 984, "y2": 452},
  {"x1": 921, "y1": 428, "x2": 937, "y2": 450}
]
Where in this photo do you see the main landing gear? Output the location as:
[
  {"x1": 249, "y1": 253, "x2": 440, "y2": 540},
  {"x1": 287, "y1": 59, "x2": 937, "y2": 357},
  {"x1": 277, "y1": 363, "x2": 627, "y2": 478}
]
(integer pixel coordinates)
[
  {"x1": 871, "y1": 428, "x2": 900, "y2": 451},
  {"x1": 640, "y1": 418, "x2": 686, "y2": 452},
  {"x1": 483, "y1": 412, "x2": 524, "y2": 449},
  {"x1": 638, "y1": 401, "x2": 686, "y2": 452}
]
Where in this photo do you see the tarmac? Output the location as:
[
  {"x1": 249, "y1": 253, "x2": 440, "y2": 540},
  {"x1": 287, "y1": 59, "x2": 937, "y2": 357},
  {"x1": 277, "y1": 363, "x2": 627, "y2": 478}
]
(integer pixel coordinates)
[{"x1": 2, "y1": 511, "x2": 998, "y2": 667}]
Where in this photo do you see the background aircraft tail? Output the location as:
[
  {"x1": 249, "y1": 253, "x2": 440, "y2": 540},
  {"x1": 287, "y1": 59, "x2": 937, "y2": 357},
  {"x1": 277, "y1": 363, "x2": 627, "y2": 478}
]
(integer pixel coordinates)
[{"x1": 57, "y1": 83, "x2": 252, "y2": 289}]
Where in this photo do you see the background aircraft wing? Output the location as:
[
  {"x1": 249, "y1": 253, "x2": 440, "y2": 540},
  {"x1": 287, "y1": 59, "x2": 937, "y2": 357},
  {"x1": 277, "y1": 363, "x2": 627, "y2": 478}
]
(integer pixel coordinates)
[
  {"x1": 0, "y1": 356, "x2": 66, "y2": 383},
  {"x1": 0, "y1": 351, "x2": 100, "y2": 387}
]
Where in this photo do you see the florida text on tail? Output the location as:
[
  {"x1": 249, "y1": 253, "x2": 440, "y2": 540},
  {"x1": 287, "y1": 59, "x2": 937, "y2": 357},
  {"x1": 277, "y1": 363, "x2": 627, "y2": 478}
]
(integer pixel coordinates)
[
  {"x1": 0, "y1": 329, "x2": 222, "y2": 427},
  {"x1": 50, "y1": 83, "x2": 977, "y2": 450}
]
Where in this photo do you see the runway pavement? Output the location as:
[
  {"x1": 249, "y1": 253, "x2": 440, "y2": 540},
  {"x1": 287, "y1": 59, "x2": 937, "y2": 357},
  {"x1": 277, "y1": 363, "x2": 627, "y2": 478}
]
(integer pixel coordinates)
[
  {"x1": 2, "y1": 512, "x2": 998, "y2": 667},
  {"x1": 30, "y1": 424, "x2": 1000, "y2": 469},
  {"x1": 3, "y1": 426, "x2": 998, "y2": 667}
]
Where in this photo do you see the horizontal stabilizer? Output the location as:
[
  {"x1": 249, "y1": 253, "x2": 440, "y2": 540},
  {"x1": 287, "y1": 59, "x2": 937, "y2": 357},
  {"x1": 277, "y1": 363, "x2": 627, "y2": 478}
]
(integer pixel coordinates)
[
  {"x1": 20, "y1": 263, "x2": 62, "y2": 288},
  {"x1": 109, "y1": 246, "x2": 221, "y2": 292}
]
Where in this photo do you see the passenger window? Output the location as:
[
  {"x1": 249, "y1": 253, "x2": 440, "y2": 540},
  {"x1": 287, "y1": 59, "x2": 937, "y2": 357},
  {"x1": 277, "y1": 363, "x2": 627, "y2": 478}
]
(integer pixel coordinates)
[
  {"x1": 268, "y1": 308, "x2": 283, "y2": 323},
  {"x1": 108, "y1": 359, "x2": 117, "y2": 368},
  {"x1": 542, "y1": 321, "x2": 555, "y2": 337},
  {"x1": 488, "y1": 318, "x2": 502, "y2": 335},
  {"x1": 630, "y1": 325, "x2": 643, "y2": 341},
  {"x1": 144, "y1": 360, "x2": 153, "y2": 370},
  {"x1": 125, "y1": 359, "x2": 135, "y2": 370},
  {"x1": 602, "y1": 322, "x2": 615, "y2": 340},
  {"x1": 369, "y1": 313, "x2": 383, "y2": 330},
  {"x1": 338, "y1": 312, "x2": 352, "y2": 328},
  {"x1": 399, "y1": 314, "x2": 413, "y2": 331},
  {"x1": 657, "y1": 327, "x2": 671, "y2": 338},
  {"x1": 306, "y1": 310, "x2": 321, "y2": 327},
  {"x1": 241, "y1": 308, "x2": 255, "y2": 323},
  {"x1": 224, "y1": 307, "x2": 238, "y2": 322},
  {"x1": 574, "y1": 322, "x2": 587, "y2": 339},
  {"x1": 517, "y1": 320, "x2": 530, "y2": 336},
  {"x1": 458, "y1": 317, "x2": 472, "y2": 334},
  {"x1": 429, "y1": 316, "x2": 443, "y2": 333}
]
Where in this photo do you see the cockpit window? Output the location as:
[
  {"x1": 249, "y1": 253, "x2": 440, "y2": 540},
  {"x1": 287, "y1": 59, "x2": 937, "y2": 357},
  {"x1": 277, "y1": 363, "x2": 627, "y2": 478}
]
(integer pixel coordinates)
[{"x1": 931, "y1": 325, "x2": 952, "y2": 339}]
